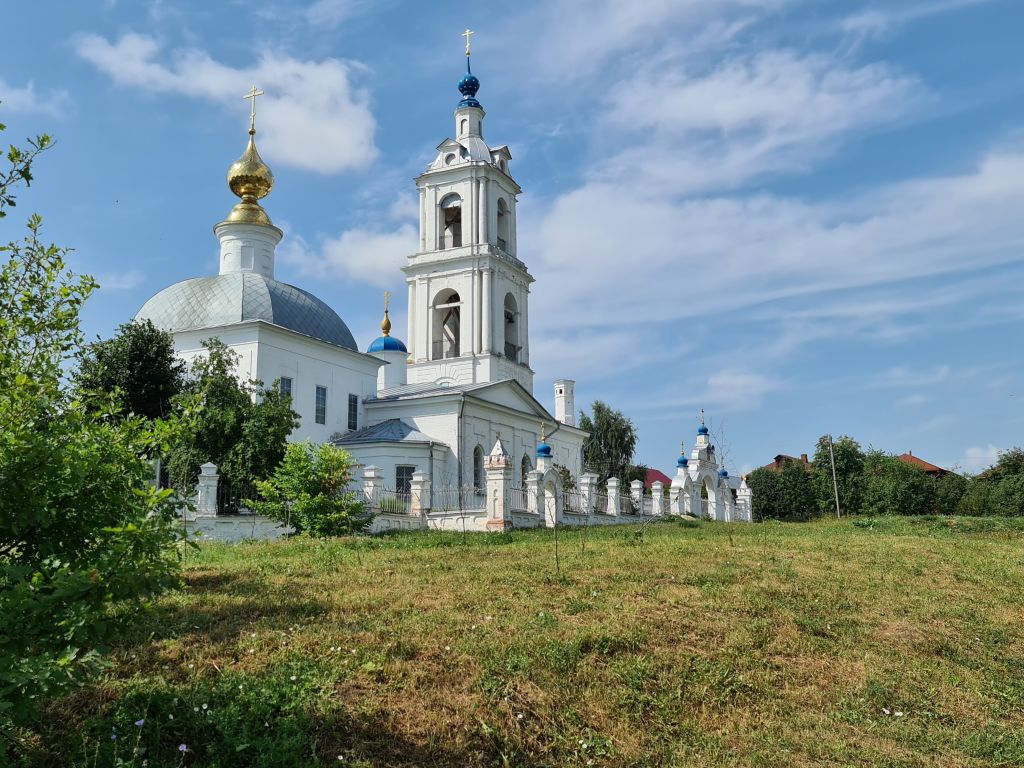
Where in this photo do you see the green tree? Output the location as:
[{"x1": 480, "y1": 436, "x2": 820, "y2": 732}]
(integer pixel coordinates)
[
  {"x1": 248, "y1": 441, "x2": 370, "y2": 536},
  {"x1": 579, "y1": 401, "x2": 638, "y2": 483},
  {"x1": 748, "y1": 462, "x2": 817, "y2": 522},
  {"x1": 811, "y1": 435, "x2": 864, "y2": 517},
  {"x1": 933, "y1": 471, "x2": 968, "y2": 515},
  {"x1": 0, "y1": 125, "x2": 185, "y2": 719},
  {"x1": 860, "y1": 450, "x2": 935, "y2": 516},
  {"x1": 167, "y1": 339, "x2": 299, "y2": 494},
  {"x1": 76, "y1": 318, "x2": 185, "y2": 420}
]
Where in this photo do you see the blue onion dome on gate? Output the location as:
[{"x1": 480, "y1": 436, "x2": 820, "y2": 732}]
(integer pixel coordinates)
[
  {"x1": 367, "y1": 294, "x2": 407, "y2": 353},
  {"x1": 537, "y1": 422, "x2": 552, "y2": 458},
  {"x1": 697, "y1": 423, "x2": 709, "y2": 436},
  {"x1": 677, "y1": 442, "x2": 689, "y2": 468},
  {"x1": 719, "y1": 466, "x2": 729, "y2": 478}
]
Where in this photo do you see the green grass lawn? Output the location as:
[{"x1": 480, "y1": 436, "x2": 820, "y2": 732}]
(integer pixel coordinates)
[{"x1": 11, "y1": 516, "x2": 1024, "y2": 767}]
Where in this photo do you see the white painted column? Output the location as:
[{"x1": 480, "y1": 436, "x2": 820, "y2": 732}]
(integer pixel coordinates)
[
  {"x1": 419, "y1": 187, "x2": 427, "y2": 252},
  {"x1": 479, "y1": 177, "x2": 489, "y2": 245},
  {"x1": 520, "y1": 289, "x2": 530, "y2": 367},
  {"x1": 407, "y1": 281, "x2": 415, "y2": 357},
  {"x1": 606, "y1": 478, "x2": 620, "y2": 517},
  {"x1": 481, "y1": 269, "x2": 492, "y2": 353},
  {"x1": 651, "y1": 482, "x2": 664, "y2": 516},
  {"x1": 195, "y1": 462, "x2": 219, "y2": 518}
]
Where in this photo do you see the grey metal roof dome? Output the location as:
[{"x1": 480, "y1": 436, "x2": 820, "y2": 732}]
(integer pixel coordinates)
[{"x1": 135, "y1": 272, "x2": 358, "y2": 350}]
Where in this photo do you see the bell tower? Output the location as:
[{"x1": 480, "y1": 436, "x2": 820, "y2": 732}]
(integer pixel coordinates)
[{"x1": 402, "y1": 34, "x2": 534, "y2": 393}]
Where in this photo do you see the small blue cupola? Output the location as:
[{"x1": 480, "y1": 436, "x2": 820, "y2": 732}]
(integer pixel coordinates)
[
  {"x1": 537, "y1": 421, "x2": 552, "y2": 459},
  {"x1": 367, "y1": 292, "x2": 407, "y2": 353},
  {"x1": 458, "y1": 30, "x2": 481, "y2": 108},
  {"x1": 697, "y1": 407, "x2": 709, "y2": 436},
  {"x1": 677, "y1": 441, "x2": 689, "y2": 468}
]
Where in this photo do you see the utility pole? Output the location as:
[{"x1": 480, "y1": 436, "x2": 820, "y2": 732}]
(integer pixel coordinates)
[{"x1": 828, "y1": 434, "x2": 841, "y2": 519}]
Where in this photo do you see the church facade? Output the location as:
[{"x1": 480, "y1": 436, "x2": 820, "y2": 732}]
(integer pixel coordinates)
[{"x1": 136, "y1": 54, "x2": 589, "y2": 504}]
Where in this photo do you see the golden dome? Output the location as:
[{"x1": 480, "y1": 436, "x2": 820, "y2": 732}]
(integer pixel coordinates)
[{"x1": 224, "y1": 129, "x2": 275, "y2": 226}]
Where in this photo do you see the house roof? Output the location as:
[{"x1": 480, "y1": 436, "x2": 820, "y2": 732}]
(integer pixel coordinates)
[
  {"x1": 645, "y1": 468, "x2": 673, "y2": 488},
  {"x1": 331, "y1": 418, "x2": 444, "y2": 447},
  {"x1": 898, "y1": 452, "x2": 948, "y2": 474},
  {"x1": 366, "y1": 378, "x2": 589, "y2": 436}
]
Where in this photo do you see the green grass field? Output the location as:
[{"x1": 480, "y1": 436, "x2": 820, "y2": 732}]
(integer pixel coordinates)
[{"x1": 12, "y1": 516, "x2": 1024, "y2": 767}]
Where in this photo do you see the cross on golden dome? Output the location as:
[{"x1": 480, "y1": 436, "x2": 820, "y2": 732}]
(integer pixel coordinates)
[{"x1": 243, "y1": 84, "x2": 264, "y2": 135}]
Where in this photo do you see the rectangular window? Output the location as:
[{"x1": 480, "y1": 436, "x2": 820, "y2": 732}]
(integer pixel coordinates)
[
  {"x1": 347, "y1": 393, "x2": 358, "y2": 431},
  {"x1": 279, "y1": 376, "x2": 292, "y2": 398},
  {"x1": 396, "y1": 465, "x2": 415, "y2": 497},
  {"x1": 315, "y1": 385, "x2": 327, "y2": 425}
]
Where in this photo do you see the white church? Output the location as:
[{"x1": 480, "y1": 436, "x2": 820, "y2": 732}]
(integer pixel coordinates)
[{"x1": 136, "y1": 46, "x2": 751, "y2": 529}]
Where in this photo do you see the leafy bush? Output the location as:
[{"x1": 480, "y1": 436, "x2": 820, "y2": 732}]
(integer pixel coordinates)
[
  {"x1": 0, "y1": 128, "x2": 185, "y2": 720},
  {"x1": 247, "y1": 442, "x2": 371, "y2": 536},
  {"x1": 811, "y1": 435, "x2": 864, "y2": 517},
  {"x1": 860, "y1": 450, "x2": 935, "y2": 516},
  {"x1": 747, "y1": 462, "x2": 817, "y2": 521}
]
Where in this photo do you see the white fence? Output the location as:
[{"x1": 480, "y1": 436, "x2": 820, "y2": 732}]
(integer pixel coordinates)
[{"x1": 432, "y1": 485, "x2": 486, "y2": 512}]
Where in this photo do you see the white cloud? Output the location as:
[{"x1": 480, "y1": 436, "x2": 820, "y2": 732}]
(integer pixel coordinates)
[
  {"x1": 531, "y1": 145, "x2": 1024, "y2": 333},
  {"x1": 74, "y1": 33, "x2": 377, "y2": 173},
  {"x1": 872, "y1": 365, "x2": 951, "y2": 388},
  {"x1": 841, "y1": 0, "x2": 997, "y2": 43},
  {"x1": 599, "y1": 50, "x2": 922, "y2": 194},
  {"x1": 94, "y1": 270, "x2": 145, "y2": 291},
  {"x1": 304, "y1": 0, "x2": 370, "y2": 26},
  {"x1": 961, "y1": 444, "x2": 1002, "y2": 473},
  {"x1": 0, "y1": 78, "x2": 68, "y2": 117},
  {"x1": 280, "y1": 223, "x2": 417, "y2": 289}
]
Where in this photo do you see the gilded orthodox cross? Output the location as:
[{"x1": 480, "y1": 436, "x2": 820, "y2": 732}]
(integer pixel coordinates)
[
  {"x1": 243, "y1": 85, "x2": 264, "y2": 133},
  {"x1": 463, "y1": 28, "x2": 474, "y2": 56}
]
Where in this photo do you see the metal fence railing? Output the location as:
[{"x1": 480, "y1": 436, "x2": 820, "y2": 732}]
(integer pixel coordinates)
[
  {"x1": 373, "y1": 485, "x2": 411, "y2": 515},
  {"x1": 594, "y1": 493, "x2": 609, "y2": 515},
  {"x1": 642, "y1": 497, "x2": 654, "y2": 516},
  {"x1": 433, "y1": 486, "x2": 486, "y2": 512},
  {"x1": 217, "y1": 479, "x2": 258, "y2": 515},
  {"x1": 620, "y1": 494, "x2": 637, "y2": 516},
  {"x1": 508, "y1": 485, "x2": 529, "y2": 512},
  {"x1": 564, "y1": 489, "x2": 585, "y2": 514}
]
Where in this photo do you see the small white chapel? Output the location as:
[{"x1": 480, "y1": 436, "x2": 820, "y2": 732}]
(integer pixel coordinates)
[{"x1": 135, "y1": 39, "x2": 752, "y2": 528}]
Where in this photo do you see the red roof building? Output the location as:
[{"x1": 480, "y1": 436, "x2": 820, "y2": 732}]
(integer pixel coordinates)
[
  {"x1": 645, "y1": 468, "x2": 673, "y2": 489},
  {"x1": 760, "y1": 453, "x2": 810, "y2": 472},
  {"x1": 898, "y1": 451, "x2": 948, "y2": 477}
]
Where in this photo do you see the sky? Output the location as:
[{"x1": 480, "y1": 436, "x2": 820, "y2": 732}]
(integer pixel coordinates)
[{"x1": 3, "y1": 0, "x2": 1023, "y2": 476}]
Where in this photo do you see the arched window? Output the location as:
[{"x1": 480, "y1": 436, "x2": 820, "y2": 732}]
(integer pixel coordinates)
[
  {"x1": 431, "y1": 289, "x2": 461, "y2": 360},
  {"x1": 460, "y1": 118, "x2": 468, "y2": 136},
  {"x1": 439, "y1": 193, "x2": 462, "y2": 250},
  {"x1": 473, "y1": 445, "x2": 485, "y2": 492},
  {"x1": 503, "y1": 293, "x2": 519, "y2": 363},
  {"x1": 521, "y1": 454, "x2": 532, "y2": 486},
  {"x1": 496, "y1": 198, "x2": 509, "y2": 251}
]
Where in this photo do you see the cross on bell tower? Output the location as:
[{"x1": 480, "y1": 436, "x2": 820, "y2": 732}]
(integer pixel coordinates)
[{"x1": 401, "y1": 33, "x2": 534, "y2": 393}]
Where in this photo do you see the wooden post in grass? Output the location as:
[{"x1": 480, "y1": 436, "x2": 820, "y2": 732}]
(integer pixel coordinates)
[{"x1": 828, "y1": 434, "x2": 841, "y2": 519}]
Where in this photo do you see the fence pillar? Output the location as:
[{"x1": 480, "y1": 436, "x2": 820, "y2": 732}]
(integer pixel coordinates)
[
  {"x1": 606, "y1": 478, "x2": 620, "y2": 516},
  {"x1": 484, "y1": 437, "x2": 513, "y2": 531},
  {"x1": 651, "y1": 481, "x2": 664, "y2": 516},
  {"x1": 362, "y1": 465, "x2": 383, "y2": 515},
  {"x1": 195, "y1": 462, "x2": 219, "y2": 518},
  {"x1": 526, "y1": 470, "x2": 543, "y2": 516},
  {"x1": 737, "y1": 477, "x2": 752, "y2": 522},
  {"x1": 630, "y1": 480, "x2": 644, "y2": 516},
  {"x1": 579, "y1": 472, "x2": 599, "y2": 516},
  {"x1": 410, "y1": 471, "x2": 430, "y2": 526}
]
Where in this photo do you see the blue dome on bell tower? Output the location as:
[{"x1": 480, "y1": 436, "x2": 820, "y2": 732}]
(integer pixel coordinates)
[{"x1": 458, "y1": 68, "x2": 481, "y2": 108}]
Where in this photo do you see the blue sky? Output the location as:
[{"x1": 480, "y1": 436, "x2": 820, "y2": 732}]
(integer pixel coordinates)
[{"x1": 3, "y1": 0, "x2": 1023, "y2": 476}]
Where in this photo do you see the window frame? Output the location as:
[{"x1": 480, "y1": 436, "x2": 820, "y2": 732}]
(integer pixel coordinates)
[{"x1": 315, "y1": 385, "x2": 328, "y2": 425}]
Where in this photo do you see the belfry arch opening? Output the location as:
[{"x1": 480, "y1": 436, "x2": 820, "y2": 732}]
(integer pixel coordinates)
[
  {"x1": 496, "y1": 198, "x2": 510, "y2": 252},
  {"x1": 431, "y1": 289, "x2": 461, "y2": 360},
  {"x1": 439, "y1": 193, "x2": 462, "y2": 250},
  {"x1": 503, "y1": 293, "x2": 519, "y2": 363}
]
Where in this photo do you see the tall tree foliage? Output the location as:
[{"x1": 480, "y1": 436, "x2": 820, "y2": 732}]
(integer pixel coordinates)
[
  {"x1": 0, "y1": 123, "x2": 185, "y2": 720},
  {"x1": 76, "y1": 318, "x2": 185, "y2": 420},
  {"x1": 860, "y1": 450, "x2": 936, "y2": 517},
  {"x1": 579, "y1": 401, "x2": 638, "y2": 483},
  {"x1": 166, "y1": 339, "x2": 299, "y2": 492},
  {"x1": 810, "y1": 435, "x2": 864, "y2": 517}
]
